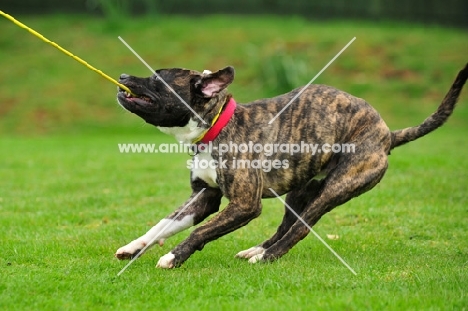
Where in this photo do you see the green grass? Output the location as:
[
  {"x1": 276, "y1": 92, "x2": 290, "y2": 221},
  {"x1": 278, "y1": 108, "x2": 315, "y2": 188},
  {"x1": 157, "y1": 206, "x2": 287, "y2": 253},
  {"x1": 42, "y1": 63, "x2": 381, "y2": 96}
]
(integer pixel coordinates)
[
  {"x1": 1, "y1": 132, "x2": 467, "y2": 310},
  {"x1": 1, "y1": 14, "x2": 467, "y2": 310}
]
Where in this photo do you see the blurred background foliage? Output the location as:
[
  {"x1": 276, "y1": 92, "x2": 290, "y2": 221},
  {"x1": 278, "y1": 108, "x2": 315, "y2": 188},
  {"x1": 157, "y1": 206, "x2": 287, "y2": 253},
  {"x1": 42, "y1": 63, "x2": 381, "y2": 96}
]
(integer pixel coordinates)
[{"x1": 0, "y1": 0, "x2": 467, "y2": 135}]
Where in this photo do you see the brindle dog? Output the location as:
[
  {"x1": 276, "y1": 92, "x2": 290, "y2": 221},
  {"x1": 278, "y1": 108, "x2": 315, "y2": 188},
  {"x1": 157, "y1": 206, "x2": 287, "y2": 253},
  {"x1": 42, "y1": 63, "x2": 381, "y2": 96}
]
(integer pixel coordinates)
[{"x1": 115, "y1": 64, "x2": 467, "y2": 268}]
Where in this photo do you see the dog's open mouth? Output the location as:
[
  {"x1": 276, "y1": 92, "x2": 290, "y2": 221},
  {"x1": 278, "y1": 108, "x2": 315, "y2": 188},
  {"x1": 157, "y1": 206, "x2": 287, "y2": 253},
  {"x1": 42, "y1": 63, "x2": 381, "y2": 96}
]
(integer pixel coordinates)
[{"x1": 118, "y1": 88, "x2": 153, "y2": 105}]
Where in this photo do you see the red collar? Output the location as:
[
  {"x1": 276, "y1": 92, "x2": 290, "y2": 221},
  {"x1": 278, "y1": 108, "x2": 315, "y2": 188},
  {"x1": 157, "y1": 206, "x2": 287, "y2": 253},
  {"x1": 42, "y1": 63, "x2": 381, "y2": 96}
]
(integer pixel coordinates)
[{"x1": 198, "y1": 98, "x2": 236, "y2": 144}]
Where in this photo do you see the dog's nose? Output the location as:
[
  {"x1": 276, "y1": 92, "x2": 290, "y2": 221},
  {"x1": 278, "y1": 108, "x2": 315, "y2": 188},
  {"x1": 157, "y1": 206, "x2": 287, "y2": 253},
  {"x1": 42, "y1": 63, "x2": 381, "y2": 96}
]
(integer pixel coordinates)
[{"x1": 119, "y1": 73, "x2": 130, "y2": 80}]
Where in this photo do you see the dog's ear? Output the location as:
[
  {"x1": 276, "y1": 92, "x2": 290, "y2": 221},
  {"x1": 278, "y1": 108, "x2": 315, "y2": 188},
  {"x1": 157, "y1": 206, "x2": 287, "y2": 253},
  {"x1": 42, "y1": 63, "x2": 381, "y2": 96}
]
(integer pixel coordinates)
[{"x1": 195, "y1": 66, "x2": 235, "y2": 98}]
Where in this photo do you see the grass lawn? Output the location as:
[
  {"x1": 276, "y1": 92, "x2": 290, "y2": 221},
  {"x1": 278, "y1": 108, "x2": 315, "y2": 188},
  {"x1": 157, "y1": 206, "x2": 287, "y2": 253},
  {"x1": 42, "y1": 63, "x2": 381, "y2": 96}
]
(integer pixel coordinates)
[{"x1": 0, "y1": 14, "x2": 467, "y2": 310}]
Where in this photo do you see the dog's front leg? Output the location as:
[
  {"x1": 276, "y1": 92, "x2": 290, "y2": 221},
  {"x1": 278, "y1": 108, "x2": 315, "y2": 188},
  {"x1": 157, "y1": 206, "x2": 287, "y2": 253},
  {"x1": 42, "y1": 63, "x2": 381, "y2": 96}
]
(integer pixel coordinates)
[
  {"x1": 157, "y1": 171, "x2": 263, "y2": 268},
  {"x1": 115, "y1": 182, "x2": 222, "y2": 260}
]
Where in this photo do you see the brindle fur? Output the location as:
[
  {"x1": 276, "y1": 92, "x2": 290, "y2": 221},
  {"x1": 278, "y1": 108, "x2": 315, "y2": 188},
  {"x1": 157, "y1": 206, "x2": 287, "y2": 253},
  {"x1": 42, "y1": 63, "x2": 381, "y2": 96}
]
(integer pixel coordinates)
[{"x1": 115, "y1": 64, "x2": 467, "y2": 267}]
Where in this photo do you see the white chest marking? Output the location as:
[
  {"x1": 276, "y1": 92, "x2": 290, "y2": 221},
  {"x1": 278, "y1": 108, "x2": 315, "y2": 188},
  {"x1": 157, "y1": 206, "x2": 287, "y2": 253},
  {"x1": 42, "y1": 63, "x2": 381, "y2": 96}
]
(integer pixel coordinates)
[
  {"x1": 158, "y1": 118, "x2": 205, "y2": 144},
  {"x1": 191, "y1": 152, "x2": 218, "y2": 188},
  {"x1": 158, "y1": 116, "x2": 218, "y2": 187}
]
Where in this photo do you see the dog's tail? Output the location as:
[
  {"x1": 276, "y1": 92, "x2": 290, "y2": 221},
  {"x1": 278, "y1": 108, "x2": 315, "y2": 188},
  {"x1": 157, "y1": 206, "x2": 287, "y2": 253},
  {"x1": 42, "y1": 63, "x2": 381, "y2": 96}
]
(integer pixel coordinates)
[{"x1": 390, "y1": 63, "x2": 468, "y2": 150}]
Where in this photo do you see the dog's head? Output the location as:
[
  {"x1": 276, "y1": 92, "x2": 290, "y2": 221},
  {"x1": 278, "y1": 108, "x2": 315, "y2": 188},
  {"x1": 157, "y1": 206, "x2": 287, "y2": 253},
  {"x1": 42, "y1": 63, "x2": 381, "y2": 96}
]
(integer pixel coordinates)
[{"x1": 117, "y1": 66, "x2": 234, "y2": 128}]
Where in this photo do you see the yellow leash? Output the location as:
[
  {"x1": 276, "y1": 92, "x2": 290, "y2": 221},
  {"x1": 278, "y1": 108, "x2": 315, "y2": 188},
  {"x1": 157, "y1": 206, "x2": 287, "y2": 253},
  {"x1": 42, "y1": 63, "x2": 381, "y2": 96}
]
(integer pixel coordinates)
[{"x1": 0, "y1": 10, "x2": 136, "y2": 95}]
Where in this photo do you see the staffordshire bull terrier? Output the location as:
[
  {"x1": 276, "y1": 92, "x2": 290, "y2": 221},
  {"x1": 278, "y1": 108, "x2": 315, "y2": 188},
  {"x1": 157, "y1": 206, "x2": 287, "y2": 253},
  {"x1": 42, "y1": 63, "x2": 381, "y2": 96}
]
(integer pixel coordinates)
[{"x1": 115, "y1": 63, "x2": 467, "y2": 268}]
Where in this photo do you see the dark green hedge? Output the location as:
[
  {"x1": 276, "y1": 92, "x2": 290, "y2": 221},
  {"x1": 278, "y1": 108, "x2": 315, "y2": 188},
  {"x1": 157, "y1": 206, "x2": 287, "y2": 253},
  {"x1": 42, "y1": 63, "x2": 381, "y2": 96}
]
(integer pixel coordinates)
[{"x1": 1, "y1": 0, "x2": 467, "y2": 28}]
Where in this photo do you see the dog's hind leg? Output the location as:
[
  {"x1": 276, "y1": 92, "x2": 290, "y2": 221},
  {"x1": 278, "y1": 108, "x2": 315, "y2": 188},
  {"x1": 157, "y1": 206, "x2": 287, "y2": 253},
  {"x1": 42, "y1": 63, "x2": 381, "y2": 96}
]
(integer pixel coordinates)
[
  {"x1": 250, "y1": 149, "x2": 389, "y2": 264},
  {"x1": 236, "y1": 178, "x2": 323, "y2": 259}
]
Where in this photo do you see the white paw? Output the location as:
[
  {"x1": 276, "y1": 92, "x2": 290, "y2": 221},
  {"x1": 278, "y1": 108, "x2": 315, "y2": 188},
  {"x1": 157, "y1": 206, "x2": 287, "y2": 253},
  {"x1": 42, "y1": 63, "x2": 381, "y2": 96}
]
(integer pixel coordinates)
[
  {"x1": 248, "y1": 253, "x2": 264, "y2": 264},
  {"x1": 235, "y1": 246, "x2": 265, "y2": 259},
  {"x1": 156, "y1": 252, "x2": 175, "y2": 269},
  {"x1": 115, "y1": 240, "x2": 146, "y2": 260}
]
